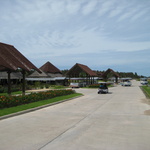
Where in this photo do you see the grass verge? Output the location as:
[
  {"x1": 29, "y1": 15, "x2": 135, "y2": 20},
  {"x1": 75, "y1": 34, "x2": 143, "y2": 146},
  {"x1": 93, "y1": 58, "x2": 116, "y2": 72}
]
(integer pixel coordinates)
[
  {"x1": 0, "y1": 93, "x2": 82, "y2": 117},
  {"x1": 140, "y1": 86, "x2": 150, "y2": 99}
]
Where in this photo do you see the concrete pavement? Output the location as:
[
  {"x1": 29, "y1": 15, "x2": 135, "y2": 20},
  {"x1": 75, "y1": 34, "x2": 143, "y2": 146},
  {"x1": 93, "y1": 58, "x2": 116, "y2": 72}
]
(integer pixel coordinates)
[{"x1": 0, "y1": 80, "x2": 150, "y2": 150}]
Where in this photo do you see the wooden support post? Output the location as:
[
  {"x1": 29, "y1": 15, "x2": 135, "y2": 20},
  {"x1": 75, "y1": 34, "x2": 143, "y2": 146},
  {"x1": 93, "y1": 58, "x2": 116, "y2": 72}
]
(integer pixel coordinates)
[
  {"x1": 90, "y1": 77, "x2": 92, "y2": 84},
  {"x1": 22, "y1": 70, "x2": 26, "y2": 96},
  {"x1": 88, "y1": 76, "x2": 90, "y2": 85},
  {"x1": 115, "y1": 76, "x2": 118, "y2": 83},
  {"x1": 7, "y1": 71, "x2": 11, "y2": 96}
]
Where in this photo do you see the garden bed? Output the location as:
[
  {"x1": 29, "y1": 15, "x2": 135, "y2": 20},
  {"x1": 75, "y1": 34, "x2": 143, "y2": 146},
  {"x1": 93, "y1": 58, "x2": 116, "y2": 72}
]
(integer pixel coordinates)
[
  {"x1": 0, "y1": 89, "x2": 75, "y2": 109},
  {"x1": 0, "y1": 93, "x2": 82, "y2": 118}
]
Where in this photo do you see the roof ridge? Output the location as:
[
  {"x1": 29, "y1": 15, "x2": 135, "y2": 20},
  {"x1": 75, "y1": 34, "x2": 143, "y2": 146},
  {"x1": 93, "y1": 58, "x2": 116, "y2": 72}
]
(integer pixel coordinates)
[{"x1": 40, "y1": 61, "x2": 61, "y2": 73}]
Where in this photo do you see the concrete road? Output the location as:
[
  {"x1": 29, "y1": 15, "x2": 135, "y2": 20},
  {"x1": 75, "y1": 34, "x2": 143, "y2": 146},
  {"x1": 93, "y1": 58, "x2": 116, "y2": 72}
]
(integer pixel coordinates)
[{"x1": 0, "y1": 80, "x2": 150, "y2": 150}]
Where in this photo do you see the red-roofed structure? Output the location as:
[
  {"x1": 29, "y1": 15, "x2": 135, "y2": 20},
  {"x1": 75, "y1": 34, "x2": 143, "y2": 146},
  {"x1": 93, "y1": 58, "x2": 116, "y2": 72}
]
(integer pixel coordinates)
[
  {"x1": 66, "y1": 63, "x2": 98, "y2": 85},
  {"x1": 0, "y1": 42, "x2": 41, "y2": 95},
  {"x1": 0, "y1": 42, "x2": 40, "y2": 72},
  {"x1": 67, "y1": 63, "x2": 97, "y2": 77},
  {"x1": 40, "y1": 61, "x2": 62, "y2": 74},
  {"x1": 28, "y1": 61, "x2": 62, "y2": 78},
  {"x1": 102, "y1": 68, "x2": 119, "y2": 83}
]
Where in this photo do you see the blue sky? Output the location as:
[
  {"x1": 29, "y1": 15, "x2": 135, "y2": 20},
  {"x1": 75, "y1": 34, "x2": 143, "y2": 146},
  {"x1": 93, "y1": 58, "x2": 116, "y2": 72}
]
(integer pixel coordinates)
[{"x1": 0, "y1": 0, "x2": 150, "y2": 76}]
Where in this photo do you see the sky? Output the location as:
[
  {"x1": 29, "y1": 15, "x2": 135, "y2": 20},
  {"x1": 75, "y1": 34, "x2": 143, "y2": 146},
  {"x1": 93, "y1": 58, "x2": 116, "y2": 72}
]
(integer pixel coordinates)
[{"x1": 0, "y1": 0, "x2": 150, "y2": 76}]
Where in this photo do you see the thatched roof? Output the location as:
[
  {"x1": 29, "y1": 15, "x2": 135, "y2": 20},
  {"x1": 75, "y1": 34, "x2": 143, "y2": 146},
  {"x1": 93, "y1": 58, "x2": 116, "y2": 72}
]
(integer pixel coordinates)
[
  {"x1": 102, "y1": 68, "x2": 119, "y2": 77},
  {"x1": 28, "y1": 70, "x2": 63, "y2": 78},
  {"x1": 66, "y1": 63, "x2": 97, "y2": 77},
  {"x1": 28, "y1": 69, "x2": 48, "y2": 78},
  {"x1": 28, "y1": 61, "x2": 63, "y2": 78},
  {"x1": 40, "y1": 61, "x2": 62, "y2": 74},
  {"x1": 0, "y1": 42, "x2": 40, "y2": 72},
  {"x1": 0, "y1": 72, "x2": 22, "y2": 79},
  {"x1": 46, "y1": 73, "x2": 63, "y2": 77}
]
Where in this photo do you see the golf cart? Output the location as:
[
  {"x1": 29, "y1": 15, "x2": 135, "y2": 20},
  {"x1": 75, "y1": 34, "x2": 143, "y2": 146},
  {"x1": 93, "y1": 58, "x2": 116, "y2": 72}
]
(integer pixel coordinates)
[{"x1": 98, "y1": 82, "x2": 108, "y2": 94}]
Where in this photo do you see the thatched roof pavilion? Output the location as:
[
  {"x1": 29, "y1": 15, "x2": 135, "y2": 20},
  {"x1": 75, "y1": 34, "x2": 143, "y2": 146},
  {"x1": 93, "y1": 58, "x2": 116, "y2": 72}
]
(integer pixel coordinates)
[
  {"x1": 66, "y1": 63, "x2": 98, "y2": 85},
  {"x1": 102, "y1": 68, "x2": 119, "y2": 83},
  {"x1": 28, "y1": 61, "x2": 62, "y2": 78},
  {"x1": 0, "y1": 42, "x2": 41, "y2": 95},
  {"x1": 40, "y1": 61, "x2": 62, "y2": 74},
  {"x1": 67, "y1": 63, "x2": 97, "y2": 77},
  {"x1": 40, "y1": 61, "x2": 62, "y2": 77}
]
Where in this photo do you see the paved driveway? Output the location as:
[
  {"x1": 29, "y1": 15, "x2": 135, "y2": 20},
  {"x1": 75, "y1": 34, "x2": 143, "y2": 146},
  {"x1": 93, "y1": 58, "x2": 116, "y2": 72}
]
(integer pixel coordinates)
[{"x1": 0, "y1": 80, "x2": 150, "y2": 150}]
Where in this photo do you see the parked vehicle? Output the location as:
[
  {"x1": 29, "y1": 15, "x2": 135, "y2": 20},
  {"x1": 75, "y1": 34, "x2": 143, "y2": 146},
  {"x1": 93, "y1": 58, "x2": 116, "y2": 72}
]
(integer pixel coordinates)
[
  {"x1": 120, "y1": 78, "x2": 132, "y2": 86},
  {"x1": 121, "y1": 80, "x2": 132, "y2": 86},
  {"x1": 140, "y1": 78, "x2": 148, "y2": 85},
  {"x1": 69, "y1": 82, "x2": 86, "y2": 88},
  {"x1": 98, "y1": 83, "x2": 108, "y2": 94},
  {"x1": 69, "y1": 83, "x2": 79, "y2": 88}
]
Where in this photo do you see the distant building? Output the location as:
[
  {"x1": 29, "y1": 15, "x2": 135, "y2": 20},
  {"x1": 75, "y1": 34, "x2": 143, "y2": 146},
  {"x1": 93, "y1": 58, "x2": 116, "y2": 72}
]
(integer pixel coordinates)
[
  {"x1": 28, "y1": 61, "x2": 62, "y2": 78},
  {"x1": 27, "y1": 61, "x2": 65, "y2": 85},
  {"x1": 66, "y1": 63, "x2": 98, "y2": 86}
]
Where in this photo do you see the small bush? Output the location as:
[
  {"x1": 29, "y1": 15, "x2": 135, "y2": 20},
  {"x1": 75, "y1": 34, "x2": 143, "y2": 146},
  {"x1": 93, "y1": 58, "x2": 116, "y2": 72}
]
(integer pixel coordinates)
[
  {"x1": 88, "y1": 84, "x2": 100, "y2": 88},
  {"x1": 0, "y1": 85, "x2": 21, "y2": 94}
]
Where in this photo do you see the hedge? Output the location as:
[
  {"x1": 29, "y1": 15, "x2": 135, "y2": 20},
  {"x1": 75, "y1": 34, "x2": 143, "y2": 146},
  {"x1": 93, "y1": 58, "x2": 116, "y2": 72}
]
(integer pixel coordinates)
[
  {"x1": 88, "y1": 84, "x2": 101, "y2": 88},
  {"x1": 0, "y1": 89, "x2": 75, "y2": 109}
]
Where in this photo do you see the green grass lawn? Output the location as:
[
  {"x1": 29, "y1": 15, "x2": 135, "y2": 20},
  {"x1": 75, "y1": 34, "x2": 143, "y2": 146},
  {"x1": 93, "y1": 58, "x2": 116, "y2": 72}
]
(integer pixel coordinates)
[
  {"x1": 0, "y1": 93, "x2": 82, "y2": 117},
  {"x1": 141, "y1": 86, "x2": 150, "y2": 98}
]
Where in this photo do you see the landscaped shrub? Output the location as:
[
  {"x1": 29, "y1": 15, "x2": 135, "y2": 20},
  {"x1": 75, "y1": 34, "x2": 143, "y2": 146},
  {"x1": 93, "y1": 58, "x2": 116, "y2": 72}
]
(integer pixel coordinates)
[
  {"x1": 88, "y1": 84, "x2": 100, "y2": 88},
  {"x1": 0, "y1": 86, "x2": 20, "y2": 93},
  {"x1": 0, "y1": 89, "x2": 75, "y2": 109}
]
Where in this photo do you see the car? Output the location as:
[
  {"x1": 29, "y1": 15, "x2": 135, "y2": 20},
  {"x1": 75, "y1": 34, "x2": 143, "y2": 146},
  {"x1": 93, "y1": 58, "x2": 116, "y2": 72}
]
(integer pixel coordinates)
[
  {"x1": 69, "y1": 83, "x2": 79, "y2": 88},
  {"x1": 140, "y1": 78, "x2": 148, "y2": 85},
  {"x1": 98, "y1": 83, "x2": 108, "y2": 94},
  {"x1": 122, "y1": 80, "x2": 132, "y2": 86}
]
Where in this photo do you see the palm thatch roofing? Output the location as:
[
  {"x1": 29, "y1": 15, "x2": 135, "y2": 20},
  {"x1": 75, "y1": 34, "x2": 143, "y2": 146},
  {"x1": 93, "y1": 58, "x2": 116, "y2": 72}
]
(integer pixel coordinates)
[
  {"x1": 102, "y1": 68, "x2": 119, "y2": 78},
  {"x1": 28, "y1": 70, "x2": 63, "y2": 78},
  {"x1": 0, "y1": 42, "x2": 40, "y2": 72},
  {"x1": 66, "y1": 63, "x2": 97, "y2": 77},
  {"x1": 28, "y1": 61, "x2": 63, "y2": 78},
  {"x1": 0, "y1": 72, "x2": 22, "y2": 79},
  {"x1": 40, "y1": 61, "x2": 62, "y2": 74},
  {"x1": 28, "y1": 69, "x2": 48, "y2": 78}
]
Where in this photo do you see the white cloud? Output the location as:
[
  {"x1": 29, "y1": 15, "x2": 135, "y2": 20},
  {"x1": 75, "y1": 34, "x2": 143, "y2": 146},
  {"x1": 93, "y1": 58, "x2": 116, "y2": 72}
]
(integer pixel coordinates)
[
  {"x1": 97, "y1": 0, "x2": 114, "y2": 16},
  {"x1": 117, "y1": 2, "x2": 150, "y2": 22},
  {"x1": 66, "y1": 1, "x2": 81, "y2": 14},
  {"x1": 50, "y1": 1, "x2": 66, "y2": 15},
  {"x1": 131, "y1": 9, "x2": 149, "y2": 21},
  {"x1": 82, "y1": 1, "x2": 98, "y2": 15},
  {"x1": 109, "y1": 6, "x2": 124, "y2": 18},
  {"x1": 0, "y1": 0, "x2": 150, "y2": 76}
]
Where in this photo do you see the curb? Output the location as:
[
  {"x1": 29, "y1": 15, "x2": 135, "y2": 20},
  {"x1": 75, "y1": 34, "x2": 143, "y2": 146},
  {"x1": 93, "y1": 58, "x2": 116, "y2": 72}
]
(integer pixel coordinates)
[{"x1": 0, "y1": 95, "x2": 83, "y2": 120}]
